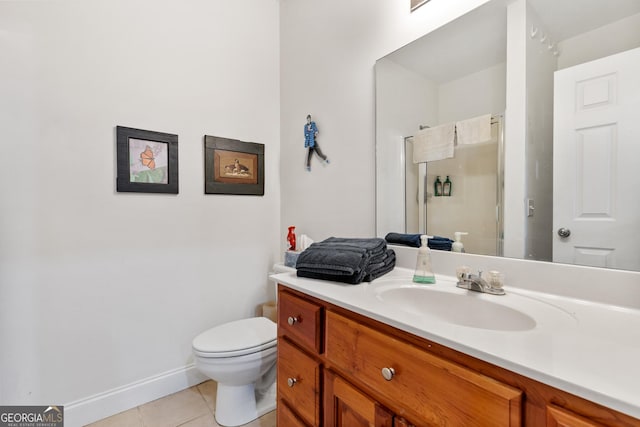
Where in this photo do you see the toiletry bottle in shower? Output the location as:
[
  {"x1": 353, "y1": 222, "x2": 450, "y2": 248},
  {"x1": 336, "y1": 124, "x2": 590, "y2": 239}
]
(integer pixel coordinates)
[
  {"x1": 434, "y1": 176, "x2": 443, "y2": 197},
  {"x1": 413, "y1": 235, "x2": 435, "y2": 284},
  {"x1": 443, "y1": 176, "x2": 452, "y2": 196}
]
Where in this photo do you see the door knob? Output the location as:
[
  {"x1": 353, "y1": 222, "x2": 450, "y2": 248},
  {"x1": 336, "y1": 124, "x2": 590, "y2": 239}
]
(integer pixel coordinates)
[{"x1": 557, "y1": 228, "x2": 571, "y2": 238}]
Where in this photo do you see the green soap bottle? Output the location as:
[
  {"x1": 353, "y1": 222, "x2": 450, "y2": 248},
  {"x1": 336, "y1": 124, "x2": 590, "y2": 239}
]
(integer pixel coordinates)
[
  {"x1": 443, "y1": 175, "x2": 452, "y2": 196},
  {"x1": 434, "y1": 176, "x2": 442, "y2": 197}
]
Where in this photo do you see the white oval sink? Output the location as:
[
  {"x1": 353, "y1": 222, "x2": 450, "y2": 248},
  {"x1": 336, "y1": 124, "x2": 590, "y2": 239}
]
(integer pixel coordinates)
[
  {"x1": 377, "y1": 286, "x2": 535, "y2": 331},
  {"x1": 373, "y1": 282, "x2": 576, "y2": 332}
]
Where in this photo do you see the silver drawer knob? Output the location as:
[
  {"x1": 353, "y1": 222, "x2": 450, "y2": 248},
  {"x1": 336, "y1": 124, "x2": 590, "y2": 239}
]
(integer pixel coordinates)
[
  {"x1": 287, "y1": 316, "x2": 299, "y2": 326},
  {"x1": 381, "y1": 367, "x2": 395, "y2": 381},
  {"x1": 287, "y1": 377, "x2": 297, "y2": 387}
]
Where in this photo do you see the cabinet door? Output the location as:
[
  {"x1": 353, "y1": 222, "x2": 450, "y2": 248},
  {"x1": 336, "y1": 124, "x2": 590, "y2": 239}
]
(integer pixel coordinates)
[
  {"x1": 278, "y1": 400, "x2": 310, "y2": 427},
  {"x1": 278, "y1": 338, "x2": 321, "y2": 426},
  {"x1": 547, "y1": 405, "x2": 606, "y2": 427},
  {"x1": 324, "y1": 370, "x2": 393, "y2": 427}
]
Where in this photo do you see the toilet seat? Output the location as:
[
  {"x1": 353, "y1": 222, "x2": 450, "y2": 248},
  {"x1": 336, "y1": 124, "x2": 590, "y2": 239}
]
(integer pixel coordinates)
[{"x1": 193, "y1": 317, "x2": 277, "y2": 358}]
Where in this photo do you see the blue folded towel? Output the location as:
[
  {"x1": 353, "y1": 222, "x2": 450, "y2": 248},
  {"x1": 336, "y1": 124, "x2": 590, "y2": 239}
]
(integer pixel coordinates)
[
  {"x1": 385, "y1": 232, "x2": 421, "y2": 247},
  {"x1": 428, "y1": 236, "x2": 453, "y2": 251},
  {"x1": 385, "y1": 232, "x2": 453, "y2": 251}
]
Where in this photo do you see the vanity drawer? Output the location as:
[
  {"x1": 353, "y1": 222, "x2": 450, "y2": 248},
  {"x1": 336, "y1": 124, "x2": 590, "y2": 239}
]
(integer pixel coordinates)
[
  {"x1": 277, "y1": 337, "x2": 321, "y2": 427},
  {"x1": 325, "y1": 311, "x2": 523, "y2": 426},
  {"x1": 278, "y1": 289, "x2": 323, "y2": 353}
]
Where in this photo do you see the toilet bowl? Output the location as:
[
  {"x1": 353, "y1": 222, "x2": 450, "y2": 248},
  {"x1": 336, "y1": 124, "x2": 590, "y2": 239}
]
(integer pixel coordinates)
[{"x1": 192, "y1": 316, "x2": 277, "y2": 427}]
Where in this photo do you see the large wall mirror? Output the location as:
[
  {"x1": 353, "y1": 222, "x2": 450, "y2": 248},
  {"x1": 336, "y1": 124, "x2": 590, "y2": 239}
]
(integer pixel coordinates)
[{"x1": 376, "y1": 0, "x2": 640, "y2": 272}]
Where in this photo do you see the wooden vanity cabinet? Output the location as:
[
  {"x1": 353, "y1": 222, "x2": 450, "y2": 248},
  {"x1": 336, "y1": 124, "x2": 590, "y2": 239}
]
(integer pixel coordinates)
[{"x1": 277, "y1": 286, "x2": 640, "y2": 427}]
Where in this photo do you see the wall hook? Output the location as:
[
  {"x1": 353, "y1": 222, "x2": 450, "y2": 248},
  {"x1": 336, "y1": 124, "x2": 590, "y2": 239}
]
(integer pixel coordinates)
[
  {"x1": 540, "y1": 33, "x2": 547, "y2": 43},
  {"x1": 530, "y1": 26, "x2": 538, "y2": 38}
]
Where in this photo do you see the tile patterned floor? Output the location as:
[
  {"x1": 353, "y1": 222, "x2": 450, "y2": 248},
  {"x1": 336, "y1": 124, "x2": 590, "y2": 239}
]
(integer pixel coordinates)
[{"x1": 85, "y1": 381, "x2": 276, "y2": 427}]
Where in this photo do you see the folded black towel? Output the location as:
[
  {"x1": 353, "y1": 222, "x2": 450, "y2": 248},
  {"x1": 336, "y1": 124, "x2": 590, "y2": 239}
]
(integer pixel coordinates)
[
  {"x1": 364, "y1": 249, "x2": 396, "y2": 282},
  {"x1": 314, "y1": 237, "x2": 387, "y2": 257},
  {"x1": 296, "y1": 237, "x2": 395, "y2": 284},
  {"x1": 296, "y1": 269, "x2": 365, "y2": 285},
  {"x1": 297, "y1": 249, "x2": 396, "y2": 284},
  {"x1": 295, "y1": 245, "x2": 370, "y2": 282}
]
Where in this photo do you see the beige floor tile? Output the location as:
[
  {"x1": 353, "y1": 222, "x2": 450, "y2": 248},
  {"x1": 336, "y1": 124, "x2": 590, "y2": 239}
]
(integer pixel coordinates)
[
  {"x1": 245, "y1": 410, "x2": 276, "y2": 427},
  {"x1": 138, "y1": 386, "x2": 211, "y2": 427},
  {"x1": 196, "y1": 380, "x2": 217, "y2": 412},
  {"x1": 177, "y1": 411, "x2": 220, "y2": 427},
  {"x1": 84, "y1": 408, "x2": 143, "y2": 427}
]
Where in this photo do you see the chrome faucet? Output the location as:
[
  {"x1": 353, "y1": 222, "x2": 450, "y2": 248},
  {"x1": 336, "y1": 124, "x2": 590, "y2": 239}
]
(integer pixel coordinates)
[{"x1": 456, "y1": 270, "x2": 505, "y2": 295}]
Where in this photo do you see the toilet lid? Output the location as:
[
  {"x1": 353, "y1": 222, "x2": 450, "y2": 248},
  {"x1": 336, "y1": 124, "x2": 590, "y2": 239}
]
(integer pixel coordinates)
[{"x1": 192, "y1": 317, "x2": 277, "y2": 358}]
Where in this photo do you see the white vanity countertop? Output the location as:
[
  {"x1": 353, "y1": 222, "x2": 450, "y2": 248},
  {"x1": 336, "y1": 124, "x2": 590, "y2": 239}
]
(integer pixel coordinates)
[{"x1": 272, "y1": 267, "x2": 640, "y2": 419}]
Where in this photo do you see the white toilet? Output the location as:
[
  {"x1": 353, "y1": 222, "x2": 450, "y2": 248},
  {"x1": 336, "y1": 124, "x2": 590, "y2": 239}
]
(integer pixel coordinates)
[{"x1": 192, "y1": 316, "x2": 277, "y2": 427}]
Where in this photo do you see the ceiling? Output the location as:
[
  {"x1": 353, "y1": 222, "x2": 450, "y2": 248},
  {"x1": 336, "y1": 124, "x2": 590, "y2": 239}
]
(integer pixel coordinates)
[{"x1": 382, "y1": 0, "x2": 640, "y2": 84}]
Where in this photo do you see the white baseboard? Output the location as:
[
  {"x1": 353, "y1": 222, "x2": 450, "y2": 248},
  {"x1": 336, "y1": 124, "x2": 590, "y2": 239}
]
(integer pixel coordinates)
[{"x1": 64, "y1": 364, "x2": 208, "y2": 427}]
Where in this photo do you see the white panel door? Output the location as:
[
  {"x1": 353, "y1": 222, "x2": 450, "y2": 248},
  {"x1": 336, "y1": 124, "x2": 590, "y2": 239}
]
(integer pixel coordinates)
[{"x1": 553, "y1": 47, "x2": 640, "y2": 270}]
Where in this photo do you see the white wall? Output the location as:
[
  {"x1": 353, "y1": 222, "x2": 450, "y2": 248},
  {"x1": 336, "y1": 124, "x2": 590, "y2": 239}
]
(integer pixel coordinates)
[
  {"x1": 558, "y1": 12, "x2": 640, "y2": 70},
  {"x1": 279, "y1": 0, "x2": 491, "y2": 244},
  {"x1": 438, "y1": 62, "x2": 506, "y2": 123},
  {"x1": 0, "y1": 0, "x2": 280, "y2": 424}
]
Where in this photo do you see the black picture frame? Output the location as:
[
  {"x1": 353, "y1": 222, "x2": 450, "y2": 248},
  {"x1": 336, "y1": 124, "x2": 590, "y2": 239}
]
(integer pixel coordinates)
[
  {"x1": 116, "y1": 126, "x2": 179, "y2": 194},
  {"x1": 204, "y1": 135, "x2": 265, "y2": 196}
]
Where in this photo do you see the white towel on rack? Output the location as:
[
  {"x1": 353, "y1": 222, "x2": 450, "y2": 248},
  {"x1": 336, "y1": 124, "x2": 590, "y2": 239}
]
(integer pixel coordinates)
[
  {"x1": 412, "y1": 122, "x2": 455, "y2": 163},
  {"x1": 455, "y1": 114, "x2": 493, "y2": 145}
]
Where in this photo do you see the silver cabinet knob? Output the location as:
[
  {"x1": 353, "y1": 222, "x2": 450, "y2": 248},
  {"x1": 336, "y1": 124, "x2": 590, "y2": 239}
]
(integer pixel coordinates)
[
  {"x1": 287, "y1": 377, "x2": 297, "y2": 387},
  {"x1": 557, "y1": 228, "x2": 571, "y2": 238},
  {"x1": 287, "y1": 316, "x2": 299, "y2": 326},
  {"x1": 381, "y1": 367, "x2": 395, "y2": 381}
]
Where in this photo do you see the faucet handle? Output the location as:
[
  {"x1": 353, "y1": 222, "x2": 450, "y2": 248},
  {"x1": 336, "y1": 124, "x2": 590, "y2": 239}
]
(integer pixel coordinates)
[
  {"x1": 487, "y1": 270, "x2": 505, "y2": 289},
  {"x1": 456, "y1": 265, "x2": 470, "y2": 280}
]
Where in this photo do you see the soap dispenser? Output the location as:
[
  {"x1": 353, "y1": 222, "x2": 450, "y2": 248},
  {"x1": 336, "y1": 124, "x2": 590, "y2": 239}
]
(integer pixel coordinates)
[
  {"x1": 443, "y1": 176, "x2": 452, "y2": 196},
  {"x1": 452, "y1": 232, "x2": 468, "y2": 253},
  {"x1": 434, "y1": 176, "x2": 443, "y2": 197},
  {"x1": 413, "y1": 235, "x2": 435, "y2": 284}
]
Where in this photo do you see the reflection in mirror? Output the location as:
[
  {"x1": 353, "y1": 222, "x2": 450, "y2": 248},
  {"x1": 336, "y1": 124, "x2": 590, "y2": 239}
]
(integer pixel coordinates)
[{"x1": 375, "y1": 0, "x2": 640, "y2": 271}]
